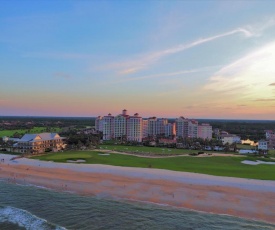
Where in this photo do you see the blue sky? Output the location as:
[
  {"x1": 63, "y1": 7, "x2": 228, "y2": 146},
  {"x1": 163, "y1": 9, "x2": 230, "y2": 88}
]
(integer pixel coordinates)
[{"x1": 1, "y1": 1, "x2": 275, "y2": 119}]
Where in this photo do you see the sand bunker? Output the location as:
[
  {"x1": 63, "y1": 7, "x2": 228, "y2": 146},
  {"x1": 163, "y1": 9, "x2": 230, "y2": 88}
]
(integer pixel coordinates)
[
  {"x1": 66, "y1": 159, "x2": 86, "y2": 163},
  {"x1": 241, "y1": 160, "x2": 275, "y2": 165}
]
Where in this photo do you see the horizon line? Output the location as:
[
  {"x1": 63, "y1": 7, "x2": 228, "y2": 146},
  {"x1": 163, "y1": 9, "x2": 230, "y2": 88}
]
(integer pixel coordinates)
[{"x1": 0, "y1": 115, "x2": 275, "y2": 122}]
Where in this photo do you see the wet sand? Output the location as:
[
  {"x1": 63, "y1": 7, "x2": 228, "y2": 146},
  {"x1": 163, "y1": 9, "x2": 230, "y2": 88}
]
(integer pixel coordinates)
[{"x1": 0, "y1": 154, "x2": 275, "y2": 224}]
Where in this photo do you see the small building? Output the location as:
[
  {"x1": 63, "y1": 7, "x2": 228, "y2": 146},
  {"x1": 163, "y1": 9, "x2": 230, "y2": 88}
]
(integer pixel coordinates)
[
  {"x1": 238, "y1": 149, "x2": 258, "y2": 154},
  {"x1": 220, "y1": 134, "x2": 241, "y2": 145},
  {"x1": 2, "y1": 136, "x2": 20, "y2": 142},
  {"x1": 213, "y1": 128, "x2": 220, "y2": 136},
  {"x1": 258, "y1": 140, "x2": 269, "y2": 150},
  {"x1": 214, "y1": 146, "x2": 224, "y2": 151},
  {"x1": 2, "y1": 136, "x2": 9, "y2": 142},
  {"x1": 265, "y1": 130, "x2": 275, "y2": 139}
]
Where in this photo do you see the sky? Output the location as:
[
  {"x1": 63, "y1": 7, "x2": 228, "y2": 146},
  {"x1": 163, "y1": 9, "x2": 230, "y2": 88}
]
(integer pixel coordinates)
[{"x1": 1, "y1": 0, "x2": 275, "y2": 119}]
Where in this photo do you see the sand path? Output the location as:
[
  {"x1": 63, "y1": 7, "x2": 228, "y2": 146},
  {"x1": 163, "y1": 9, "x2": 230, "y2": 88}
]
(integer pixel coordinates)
[{"x1": 96, "y1": 149, "x2": 242, "y2": 158}]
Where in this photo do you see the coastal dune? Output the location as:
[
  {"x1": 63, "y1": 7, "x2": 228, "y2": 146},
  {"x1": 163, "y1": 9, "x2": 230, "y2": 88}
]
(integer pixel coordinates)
[{"x1": 0, "y1": 154, "x2": 275, "y2": 225}]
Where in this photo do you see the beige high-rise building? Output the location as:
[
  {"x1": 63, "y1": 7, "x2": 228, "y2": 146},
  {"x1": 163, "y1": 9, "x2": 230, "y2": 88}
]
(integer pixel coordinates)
[
  {"x1": 188, "y1": 120, "x2": 198, "y2": 138},
  {"x1": 175, "y1": 117, "x2": 189, "y2": 138},
  {"x1": 164, "y1": 123, "x2": 176, "y2": 138},
  {"x1": 127, "y1": 113, "x2": 143, "y2": 142},
  {"x1": 95, "y1": 110, "x2": 212, "y2": 142},
  {"x1": 95, "y1": 116, "x2": 103, "y2": 132},
  {"x1": 198, "y1": 123, "x2": 212, "y2": 140},
  {"x1": 114, "y1": 110, "x2": 129, "y2": 140},
  {"x1": 176, "y1": 117, "x2": 199, "y2": 138},
  {"x1": 102, "y1": 113, "x2": 114, "y2": 140},
  {"x1": 142, "y1": 119, "x2": 148, "y2": 138},
  {"x1": 147, "y1": 117, "x2": 168, "y2": 136}
]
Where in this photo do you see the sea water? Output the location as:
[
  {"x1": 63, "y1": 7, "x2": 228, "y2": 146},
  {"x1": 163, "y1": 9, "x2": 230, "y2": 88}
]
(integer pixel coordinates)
[{"x1": 0, "y1": 180, "x2": 274, "y2": 230}]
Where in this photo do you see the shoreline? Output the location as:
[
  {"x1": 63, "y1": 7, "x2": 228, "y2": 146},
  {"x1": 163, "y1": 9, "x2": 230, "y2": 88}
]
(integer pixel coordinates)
[{"x1": 0, "y1": 153, "x2": 275, "y2": 225}]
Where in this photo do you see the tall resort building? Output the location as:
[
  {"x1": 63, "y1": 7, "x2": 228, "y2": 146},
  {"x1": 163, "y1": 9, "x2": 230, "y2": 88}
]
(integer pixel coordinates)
[
  {"x1": 95, "y1": 116, "x2": 103, "y2": 132},
  {"x1": 142, "y1": 119, "x2": 148, "y2": 138},
  {"x1": 114, "y1": 110, "x2": 129, "y2": 140},
  {"x1": 147, "y1": 117, "x2": 168, "y2": 136},
  {"x1": 198, "y1": 123, "x2": 212, "y2": 140},
  {"x1": 175, "y1": 117, "x2": 199, "y2": 138},
  {"x1": 157, "y1": 118, "x2": 168, "y2": 136},
  {"x1": 96, "y1": 110, "x2": 143, "y2": 142},
  {"x1": 147, "y1": 117, "x2": 158, "y2": 136},
  {"x1": 95, "y1": 110, "x2": 212, "y2": 142},
  {"x1": 102, "y1": 113, "x2": 114, "y2": 140},
  {"x1": 164, "y1": 123, "x2": 176, "y2": 138},
  {"x1": 188, "y1": 120, "x2": 198, "y2": 138},
  {"x1": 127, "y1": 113, "x2": 143, "y2": 142},
  {"x1": 175, "y1": 117, "x2": 189, "y2": 138}
]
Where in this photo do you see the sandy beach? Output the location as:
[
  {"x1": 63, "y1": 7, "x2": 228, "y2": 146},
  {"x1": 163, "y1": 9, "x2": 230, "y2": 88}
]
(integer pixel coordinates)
[{"x1": 0, "y1": 153, "x2": 275, "y2": 225}]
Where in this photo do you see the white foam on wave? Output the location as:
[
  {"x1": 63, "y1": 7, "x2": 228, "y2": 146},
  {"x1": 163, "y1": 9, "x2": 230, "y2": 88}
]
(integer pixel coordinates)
[
  {"x1": 0, "y1": 206, "x2": 66, "y2": 230},
  {"x1": 117, "y1": 198, "x2": 275, "y2": 228},
  {"x1": 25, "y1": 183, "x2": 52, "y2": 190}
]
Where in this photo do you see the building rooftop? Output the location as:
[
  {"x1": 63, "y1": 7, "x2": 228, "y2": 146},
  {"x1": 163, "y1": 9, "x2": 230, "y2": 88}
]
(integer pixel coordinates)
[{"x1": 18, "y1": 133, "x2": 65, "y2": 143}]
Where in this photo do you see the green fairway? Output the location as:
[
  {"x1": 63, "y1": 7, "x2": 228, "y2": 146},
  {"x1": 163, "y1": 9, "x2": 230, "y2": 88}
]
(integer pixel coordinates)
[
  {"x1": 99, "y1": 144, "x2": 201, "y2": 155},
  {"x1": 268, "y1": 149, "x2": 275, "y2": 157},
  {"x1": 237, "y1": 144, "x2": 257, "y2": 150},
  {"x1": 32, "y1": 151, "x2": 275, "y2": 180},
  {"x1": 0, "y1": 127, "x2": 61, "y2": 137}
]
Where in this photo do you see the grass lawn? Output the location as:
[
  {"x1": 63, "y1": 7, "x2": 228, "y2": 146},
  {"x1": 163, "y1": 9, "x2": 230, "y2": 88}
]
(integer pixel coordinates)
[
  {"x1": 0, "y1": 127, "x2": 61, "y2": 137},
  {"x1": 268, "y1": 149, "x2": 275, "y2": 157},
  {"x1": 237, "y1": 144, "x2": 275, "y2": 158},
  {"x1": 236, "y1": 144, "x2": 257, "y2": 150},
  {"x1": 32, "y1": 151, "x2": 275, "y2": 180},
  {"x1": 99, "y1": 144, "x2": 203, "y2": 155}
]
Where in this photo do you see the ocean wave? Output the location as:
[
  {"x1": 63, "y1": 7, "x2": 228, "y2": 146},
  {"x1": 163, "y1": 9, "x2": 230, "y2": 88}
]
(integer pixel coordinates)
[
  {"x1": 0, "y1": 206, "x2": 66, "y2": 230},
  {"x1": 17, "y1": 183, "x2": 54, "y2": 191}
]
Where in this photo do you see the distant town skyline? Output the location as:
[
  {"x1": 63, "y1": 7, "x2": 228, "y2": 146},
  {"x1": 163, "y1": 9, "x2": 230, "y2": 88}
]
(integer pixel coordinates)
[{"x1": 1, "y1": 1, "x2": 275, "y2": 119}]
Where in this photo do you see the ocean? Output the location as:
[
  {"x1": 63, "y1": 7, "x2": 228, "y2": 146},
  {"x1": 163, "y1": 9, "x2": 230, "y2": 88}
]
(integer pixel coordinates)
[{"x1": 0, "y1": 180, "x2": 274, "y2": 230}]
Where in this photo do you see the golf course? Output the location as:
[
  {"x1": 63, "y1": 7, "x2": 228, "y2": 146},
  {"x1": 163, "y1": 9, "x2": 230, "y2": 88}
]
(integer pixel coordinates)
[{"x1": 31, "y1": 148, "x2": 275, "y2": 180}]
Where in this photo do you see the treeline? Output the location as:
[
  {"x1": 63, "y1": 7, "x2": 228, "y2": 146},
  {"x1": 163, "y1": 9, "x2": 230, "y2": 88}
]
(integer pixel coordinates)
[
  {"x1": 59, "y1": 129, "x2": 101, "y2": 149},
  {"x1": 0, "y1": 116, "x2": 96, "y2": 130},
  {"x1": 206, "y1": 120, "x2": 275, "y2": 141}
]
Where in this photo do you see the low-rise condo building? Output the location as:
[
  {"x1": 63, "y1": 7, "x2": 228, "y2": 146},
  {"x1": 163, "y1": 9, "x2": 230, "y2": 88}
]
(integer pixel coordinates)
[{"x1": 13, "y1": 133, "x2": 65, "y2": 154}]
